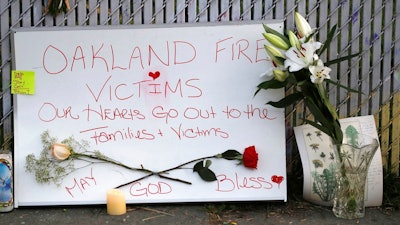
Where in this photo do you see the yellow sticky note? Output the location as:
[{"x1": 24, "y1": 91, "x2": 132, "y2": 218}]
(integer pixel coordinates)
[{"x1": 11, "y1": 70, "x2": 35, "y2": 95}]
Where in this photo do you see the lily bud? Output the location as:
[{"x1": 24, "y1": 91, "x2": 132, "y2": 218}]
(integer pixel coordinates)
[
  {"x1": 295, "y1": 12, "x2": 312, "y2": 38},
  {"x1": 264, "y1": 45, "x2": 285, "y2": 66},
  {"x1": 263, "y1": 33, "x2": 290, "y2": 50},
  {"x1": 273, "y1": 69, "x2": 289, "y2": 82},
  {"x1": 288, "y1": 30, "x2": 301, "y2": 50},
  {"x1": 51, "y1": 143, "x2": 71, "y2": 161}
]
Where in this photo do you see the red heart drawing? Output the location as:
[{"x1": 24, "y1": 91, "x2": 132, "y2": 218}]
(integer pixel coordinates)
[
  {"x1": 271, "y1": 175, "x2": 284, "y2": 188},
  {"x1": 149, "y1": 71, "x2": 160, "y2": 80}
]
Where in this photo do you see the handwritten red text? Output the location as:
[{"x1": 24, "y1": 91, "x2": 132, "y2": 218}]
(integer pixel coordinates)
[
  {"x1": 65, "y1": 168, "x2": 97, "y2": 198},
  {"x1": 129, "y1": 181, "x2": 172, "y2": 197},
  {"x1": 42, "y1": 41, "x2": 197, "y2": 75},
  {"x1": 216, "y1": 173, "x2": 273, "y2": 192}
]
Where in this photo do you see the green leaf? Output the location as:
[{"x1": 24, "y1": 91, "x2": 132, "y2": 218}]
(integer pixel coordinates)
[
  {"x1": 325, "y1": 52, "x2": 360, "y2": 66},
  {"x1": 332, "y1": 119, "x2": 343, "y2": 144},
  {"x1": 197, "y1": 168, "x2": 217, "y2": 182},
  {"x1": 267, "y1": 92, "x2": 304, "y2": 108},
  {"x1": 303, "y1": 97, "x2": 333, "y2": 127},
  {"x1": 221, "y1": 149, "x2": 241, "y2": 160},
  {"x1": 274, "y1": 56, "x2": 286, "y2": 65},
  {"x1": 304, "y1": 118, "x2": 342, "y2": 145},
  {"x1": 317, "y1": 25, "x2": 337, "y2": 55},
  {"x1": 303, "y1": 118, "x2": 332, "y2": 137},
  {"x1": 286, "y1": 72, "x2": 302, "y2": 84},
  {"x1": 193, "y1": 161, "x2": 217, "y2": 181},
  {"x1": 257, "y1": 79, "x2": 286, "y2": 90},
  {"x1": 304, "y1": 31, "x2": 316, "y2": 43},
  {"x1": 254, "y1": 88, "x2": 261, "y2": 96},
  {"x1": 193, "y1": 161, "x2": 204, "y2": 172},
  {"x1": 303, "y1": 97, "x2": 343, "y2": 144},
  {"x1": 205, "y1": 159, "x2": 212, "y2": 168},
  {"x1": 325, "y1": 79, "x2": 361, "y2": 93}
]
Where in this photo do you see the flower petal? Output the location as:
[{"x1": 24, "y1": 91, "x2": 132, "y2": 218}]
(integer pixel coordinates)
[
  {"x1": 295, "y1": 12, "x2": 313, "y2": 38},
  {"x1": 242, "y1": 146, "x2": 258, "y2": 169},
  {"x1": 309, "y1": 60, "x2": 332, "y2": 83},
  {"x1": 284, "y1": 41, "x2": 323, "y2": 72},
  {"x1": 51, "y1": 143, "x2": 71, "y2": 161},
  {"x1": 260, "y1": 60, "x2": 275, "y2": 78},
  {"x1": 284, "y1": 58, "x2": 306, "y2": 72}
]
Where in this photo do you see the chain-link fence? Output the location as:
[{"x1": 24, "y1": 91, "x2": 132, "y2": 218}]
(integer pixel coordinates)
[{"x1": 1, "y1": 0, "x2": 400, "y2": 174}]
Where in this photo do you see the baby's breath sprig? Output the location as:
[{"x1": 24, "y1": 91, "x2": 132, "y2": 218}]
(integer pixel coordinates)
[
  {"x1": 25, "y1": 131, "x2": 75, "y2": 185},
  {"x1": 25, "y1": 130, "x2": 152, "y2": 186}
]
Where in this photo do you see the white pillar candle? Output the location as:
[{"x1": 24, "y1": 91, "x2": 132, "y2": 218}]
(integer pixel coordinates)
[{"x1": 106, "y1": 189, "x2": 126, "y2": 215}]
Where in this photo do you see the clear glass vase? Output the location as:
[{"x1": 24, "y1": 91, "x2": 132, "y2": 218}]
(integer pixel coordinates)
[{"x1": 332, "y1": 134, "x2": 379, "y2": 219}]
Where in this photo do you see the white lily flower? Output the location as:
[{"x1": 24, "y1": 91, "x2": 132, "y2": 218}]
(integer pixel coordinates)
[
  {"x1": 309, "y1": 59, "x2": 331, "y2": 83},
  {"x1": 284, "y1": 41, "x2": 322, "y2": 72},
  {"x1": 260, "y1": 58, "x2": 285, "y2": 80},
  {"x1": 259, "y1": 61, "x2": 275, "y2": 79}
]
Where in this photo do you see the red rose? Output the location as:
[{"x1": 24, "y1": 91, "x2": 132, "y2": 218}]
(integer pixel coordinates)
[{"x1": 242, "y1": 145, "x2": 258, "y2": 169}]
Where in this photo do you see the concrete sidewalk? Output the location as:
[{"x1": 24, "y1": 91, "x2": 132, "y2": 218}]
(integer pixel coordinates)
[{"x1": 1, "y1": 201, "x2": 399, "y2": 225}]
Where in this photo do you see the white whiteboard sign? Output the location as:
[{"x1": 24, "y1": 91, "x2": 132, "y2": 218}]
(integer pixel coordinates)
[{"x1": 12, "y1": 22, "x2": 286, "y2": 206}]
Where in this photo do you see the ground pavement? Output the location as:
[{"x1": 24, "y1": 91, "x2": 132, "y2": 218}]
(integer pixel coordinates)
[{"x1": 1, "y1": 200, "x2": 399, "y2": 225}]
